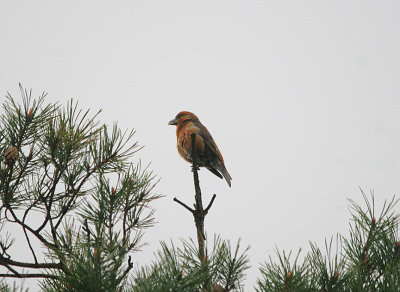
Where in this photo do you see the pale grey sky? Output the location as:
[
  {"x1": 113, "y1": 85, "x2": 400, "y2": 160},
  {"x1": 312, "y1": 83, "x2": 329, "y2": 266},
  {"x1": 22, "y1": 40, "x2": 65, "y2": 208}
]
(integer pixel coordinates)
[{"x1": 1, "y1": 1, "x2": 400, "y2": 290}]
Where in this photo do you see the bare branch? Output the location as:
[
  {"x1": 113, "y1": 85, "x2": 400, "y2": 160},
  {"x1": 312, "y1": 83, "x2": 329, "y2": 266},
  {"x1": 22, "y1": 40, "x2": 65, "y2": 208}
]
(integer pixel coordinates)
[
  {"x1": 204, "y1": 194, "x2": 217, "y2": 215},
  {"x1": 0, "y1": 273, "x2": 58, "y2": 279},
  {"x1": 191, "y1": 133, "x2": 206, "y2": 260},
  {"x1": 0, "y1": 256, "x2": 63, "y2": 270},
  {"x1": 173, "y1": 197, "x2": 195, "y2": 214},
  {"x1": 118, "y1": 255, "x2": 133, "y2": 282}
]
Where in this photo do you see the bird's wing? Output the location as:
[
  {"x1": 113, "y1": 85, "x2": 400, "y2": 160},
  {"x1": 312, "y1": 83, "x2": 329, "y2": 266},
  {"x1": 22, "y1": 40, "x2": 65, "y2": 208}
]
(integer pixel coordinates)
[
  {"x1": 197, "y1": 123, "x2": 224, "y2": 164},
  {"x1": 206, "y1": 166, "x2": 223, "y2": 179}
]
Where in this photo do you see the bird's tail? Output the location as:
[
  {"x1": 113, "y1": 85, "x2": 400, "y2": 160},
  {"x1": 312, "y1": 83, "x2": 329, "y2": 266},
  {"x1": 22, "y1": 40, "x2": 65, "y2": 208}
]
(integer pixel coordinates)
[{"x1": 218, "y1": 163, "x2": 232, "y2": 187}]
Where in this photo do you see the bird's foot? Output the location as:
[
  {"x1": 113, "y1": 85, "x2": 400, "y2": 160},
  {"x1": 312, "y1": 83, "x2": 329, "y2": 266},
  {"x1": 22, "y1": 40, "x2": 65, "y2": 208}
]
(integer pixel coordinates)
[{"x1": 191, "y1": 166, "x2": 200, "y2": 172}]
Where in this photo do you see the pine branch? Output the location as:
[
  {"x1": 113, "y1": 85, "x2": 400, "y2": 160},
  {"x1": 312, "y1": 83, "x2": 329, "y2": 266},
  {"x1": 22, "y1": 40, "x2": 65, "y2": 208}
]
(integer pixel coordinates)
[
  {"x1": 0, "y1": 273, "x2": 58, "y2": 279},
  {"x1": 173, "y1": 133, "x2": 218, "y2": 261},
  {"x1": 0, "y1": 255, "x2": 63, "y2": 270},
  {"x1": 204, "y1": 194, "x2": 217, "y2": 215},
  {"x1": 0, "y1": 87, "x2": 159, "y2": 290}
]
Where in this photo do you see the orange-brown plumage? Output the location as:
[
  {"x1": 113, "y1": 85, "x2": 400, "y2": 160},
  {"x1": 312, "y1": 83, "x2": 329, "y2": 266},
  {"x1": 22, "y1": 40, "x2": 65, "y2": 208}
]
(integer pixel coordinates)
[{"x1": 169, "y1": 111, "x2": 232, "y2": 187}]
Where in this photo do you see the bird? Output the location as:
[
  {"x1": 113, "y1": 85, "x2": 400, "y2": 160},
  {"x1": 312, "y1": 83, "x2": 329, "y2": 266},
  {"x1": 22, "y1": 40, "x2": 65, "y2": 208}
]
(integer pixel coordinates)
[{"x1": 168, "y1": 111, "x2": 232, "y2": 187}]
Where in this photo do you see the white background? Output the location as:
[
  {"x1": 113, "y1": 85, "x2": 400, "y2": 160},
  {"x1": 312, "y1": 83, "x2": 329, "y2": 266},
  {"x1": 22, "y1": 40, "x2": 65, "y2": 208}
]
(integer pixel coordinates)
[{"x1": 1, "y1": 1, "x2": 400, "y2": 290}]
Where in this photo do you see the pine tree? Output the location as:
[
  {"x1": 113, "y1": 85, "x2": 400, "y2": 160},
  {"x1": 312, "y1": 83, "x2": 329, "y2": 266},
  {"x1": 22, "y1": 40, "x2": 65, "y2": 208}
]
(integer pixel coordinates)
[
  {"x1": 0, "y1": 86, "x2": 160, "y2": 291},
  {"x1": 255, "y1": 192, "x2": 400, "y2": 292},
  {"x1": 131, "y1": 237, "x2": 250, "y2": 292}
]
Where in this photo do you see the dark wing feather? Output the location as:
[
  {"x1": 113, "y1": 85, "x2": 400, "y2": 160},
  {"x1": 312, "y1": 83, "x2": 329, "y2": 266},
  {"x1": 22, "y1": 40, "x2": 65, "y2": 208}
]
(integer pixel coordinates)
[
  {"x1": 196, "y1": 123, "x2": 223, "y2": 163},
  {"x1": 206, "y1": 166, "x2": 223, "y2": 179}
]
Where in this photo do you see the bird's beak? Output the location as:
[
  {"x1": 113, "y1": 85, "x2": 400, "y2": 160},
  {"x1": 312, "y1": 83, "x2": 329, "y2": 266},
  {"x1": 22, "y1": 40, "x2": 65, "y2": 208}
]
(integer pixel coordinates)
[{"x1": 168, "y1": 118, "x2": 178, "y2": 126}]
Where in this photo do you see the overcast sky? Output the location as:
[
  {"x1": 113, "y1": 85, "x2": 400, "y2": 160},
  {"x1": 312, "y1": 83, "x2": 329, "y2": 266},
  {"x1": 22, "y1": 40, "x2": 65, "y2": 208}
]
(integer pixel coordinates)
[{"x1": 1, "y1": 1, "x2": 400, "y2": 290}]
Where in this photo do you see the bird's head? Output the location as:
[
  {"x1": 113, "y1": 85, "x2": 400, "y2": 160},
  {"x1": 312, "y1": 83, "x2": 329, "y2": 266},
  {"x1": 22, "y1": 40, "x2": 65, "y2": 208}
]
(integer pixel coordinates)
[{"x1": 168, "y1": 111, "x2": 199, "y2": 126}]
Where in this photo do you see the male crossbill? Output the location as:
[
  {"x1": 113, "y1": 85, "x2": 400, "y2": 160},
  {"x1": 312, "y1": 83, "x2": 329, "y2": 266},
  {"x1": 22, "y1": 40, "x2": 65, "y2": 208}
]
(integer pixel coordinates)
[{"x1": 169, "y1": 111, "x2": 232, "y2": 187}]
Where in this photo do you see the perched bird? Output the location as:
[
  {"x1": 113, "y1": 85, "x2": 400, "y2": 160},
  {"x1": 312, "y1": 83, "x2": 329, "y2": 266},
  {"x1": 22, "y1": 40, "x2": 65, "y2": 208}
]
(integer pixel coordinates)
[{"x1": 169, "y1": 111, "x2": 232, "y2": 187}]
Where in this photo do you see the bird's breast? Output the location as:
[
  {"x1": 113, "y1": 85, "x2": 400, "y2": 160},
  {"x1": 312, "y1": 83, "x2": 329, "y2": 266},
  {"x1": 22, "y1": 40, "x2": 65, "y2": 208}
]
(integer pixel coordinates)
[{"x1": 176, "y1": 124, "x2": 205, "y2": 163}]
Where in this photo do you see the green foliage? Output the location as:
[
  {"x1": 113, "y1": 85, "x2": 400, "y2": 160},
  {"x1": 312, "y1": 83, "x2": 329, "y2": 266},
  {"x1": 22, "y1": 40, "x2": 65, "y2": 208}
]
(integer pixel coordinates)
[
  {"x1": 0, "y1": 280, "x2": 28, "y2": 292},
  {"x1": 256, "y1": 248, "x2": 309, "y2": 292},
  {"x1": 0, "y1": 85, "x2": 159, "y2": 291},
  {"x1": 40, "y1": 165, "x2": 160, "y2": 292},
  {"x1": 343, "y1": 192, "x2": 400, "y2": 291},
  {"x1": 131, "y1": 236, "x2": 250, "y2": 292},
  {"x1": 307, "y1": 236, "x2": 348, "y2": 291},
  {"x1": 256, "y1": 191, "x2": 400, "y2": 292}
]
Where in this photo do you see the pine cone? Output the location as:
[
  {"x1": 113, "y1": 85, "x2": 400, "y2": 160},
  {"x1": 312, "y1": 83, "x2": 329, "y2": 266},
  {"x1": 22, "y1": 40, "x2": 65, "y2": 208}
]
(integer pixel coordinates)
[{"x1": 4, "y1": 147, "x2": 18, "y2": 167}]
